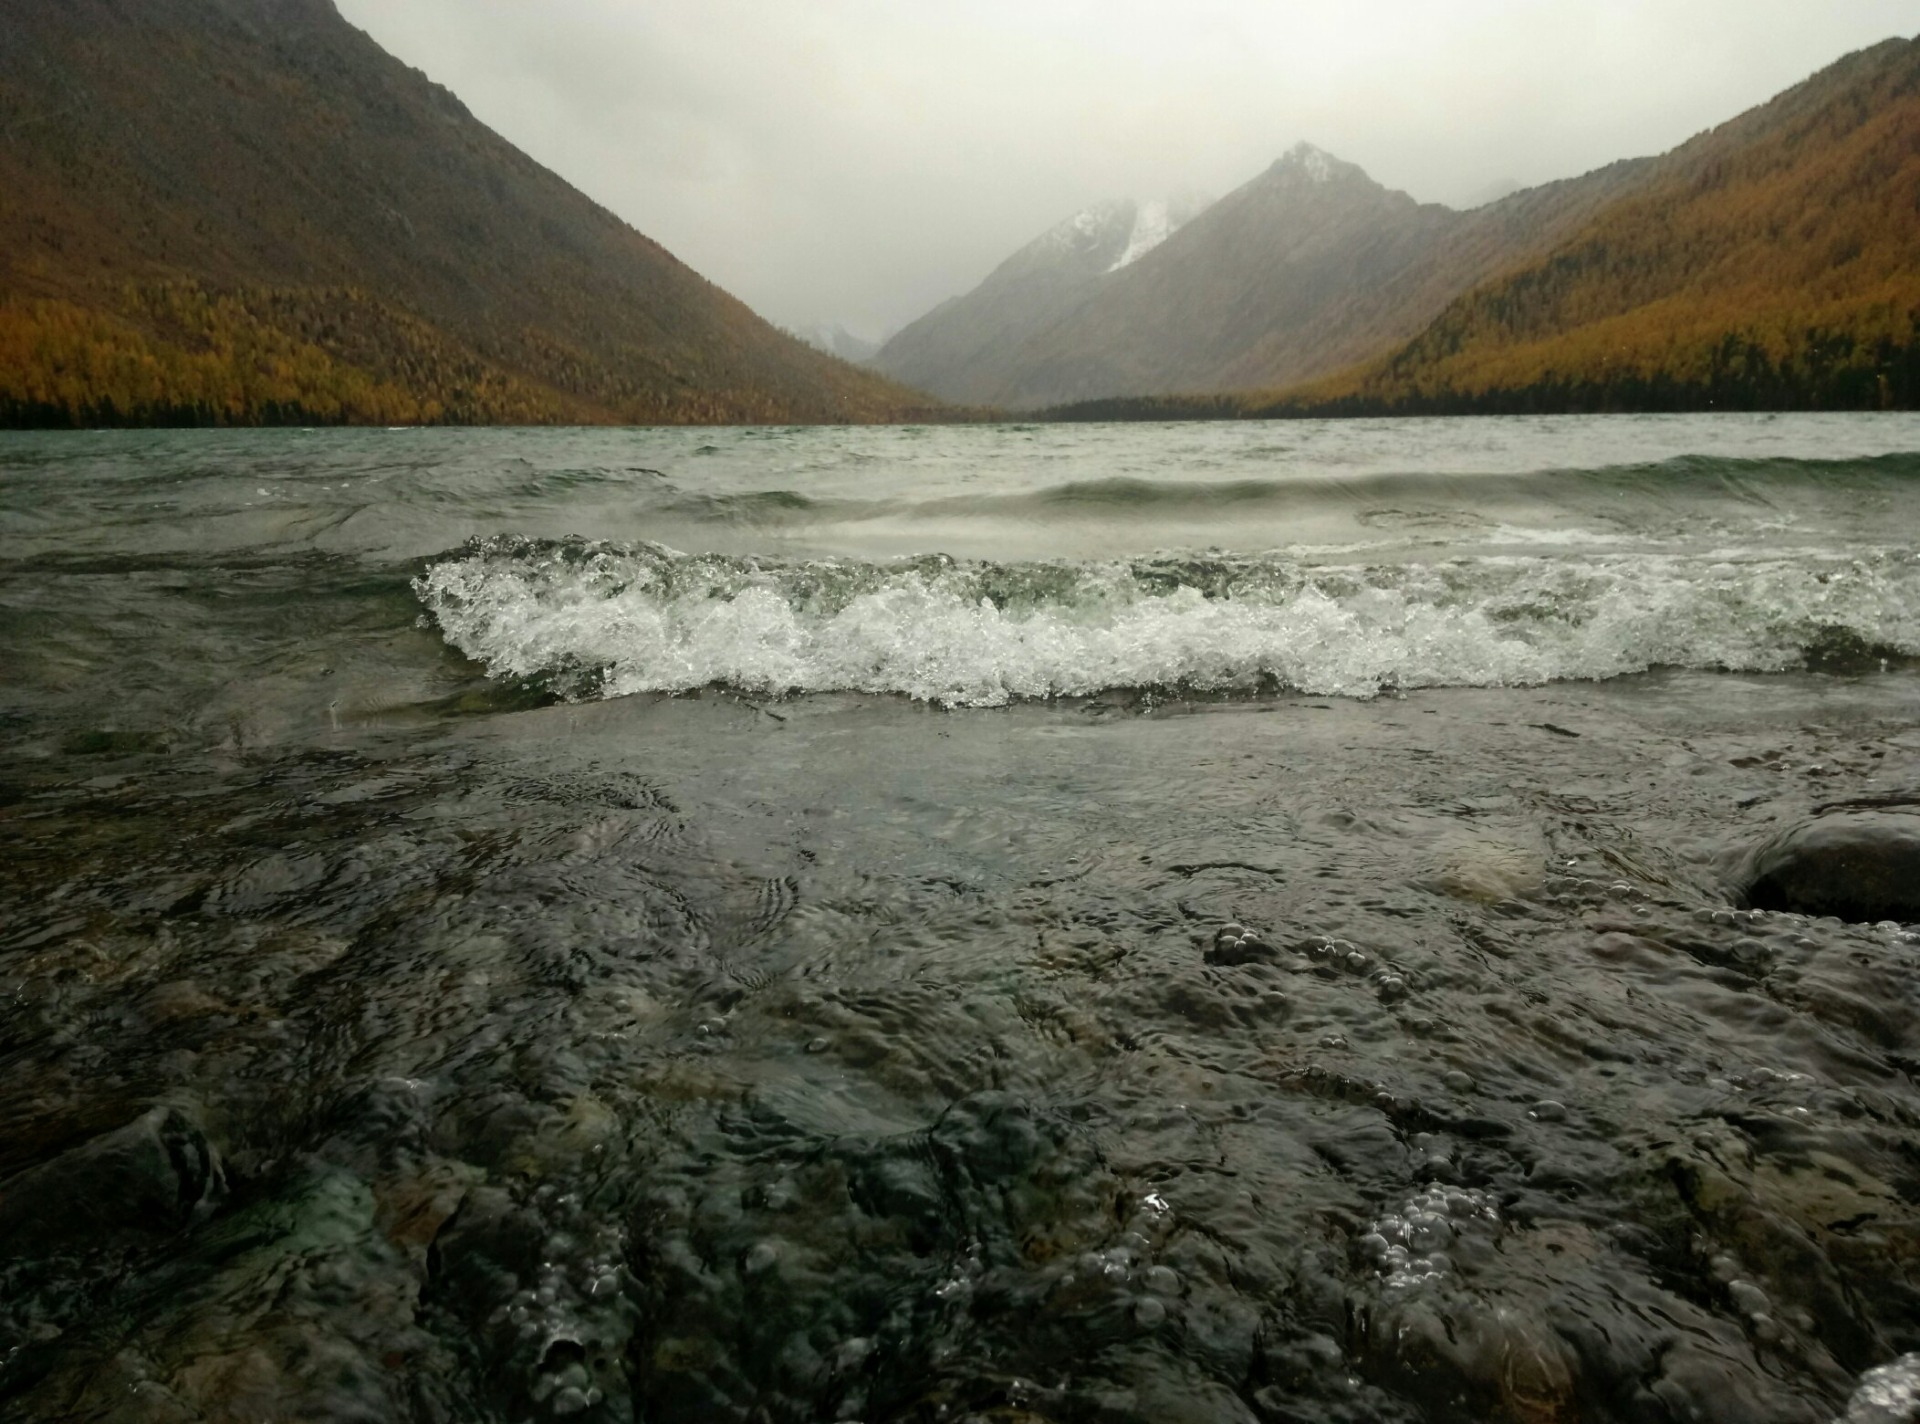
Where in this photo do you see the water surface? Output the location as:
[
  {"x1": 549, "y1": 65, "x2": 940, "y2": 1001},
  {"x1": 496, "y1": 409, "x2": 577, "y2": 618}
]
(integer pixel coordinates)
[{"x1": 3, "y1": 416, "x2": 1920, "y2": 1423}]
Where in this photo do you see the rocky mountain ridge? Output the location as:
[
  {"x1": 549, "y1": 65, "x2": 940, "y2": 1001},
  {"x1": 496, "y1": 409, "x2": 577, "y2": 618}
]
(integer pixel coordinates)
[
  {"x1": 869, "y1": 193, "x2": 1209, "y2": 407},
  {"x1": 872, "y1": 140, "x2": 1658, "y2": 410}
]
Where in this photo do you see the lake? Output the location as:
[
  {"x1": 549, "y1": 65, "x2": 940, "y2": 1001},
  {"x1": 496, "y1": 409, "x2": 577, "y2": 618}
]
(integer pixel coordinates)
[{"x1": 3, "y1": 415, "x2": 1919, "y2": 1423}]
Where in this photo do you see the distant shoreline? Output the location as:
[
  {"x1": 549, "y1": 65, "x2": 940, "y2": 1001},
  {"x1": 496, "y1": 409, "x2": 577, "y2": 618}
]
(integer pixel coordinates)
[{"x1": 4, "y1": 396, "x2": 1910, "y2": 433}]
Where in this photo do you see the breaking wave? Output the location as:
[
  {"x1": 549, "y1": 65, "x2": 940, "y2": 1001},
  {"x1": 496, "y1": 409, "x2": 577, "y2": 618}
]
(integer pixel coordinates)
[{"x1": 413, "y1": 536, "x2": 1920, "y2": 708}]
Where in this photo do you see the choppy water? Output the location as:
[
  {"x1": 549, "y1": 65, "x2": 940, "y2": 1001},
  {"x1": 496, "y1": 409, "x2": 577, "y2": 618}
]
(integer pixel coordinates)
[{"x1": 4, "y1": 415, "x2": 1920, "y2": 1423}]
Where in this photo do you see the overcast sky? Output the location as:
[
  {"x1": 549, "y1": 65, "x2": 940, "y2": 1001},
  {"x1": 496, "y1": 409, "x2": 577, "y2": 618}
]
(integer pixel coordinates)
[{"x1": 334, "y1": 1, "x2": 1918, "y2": 342}]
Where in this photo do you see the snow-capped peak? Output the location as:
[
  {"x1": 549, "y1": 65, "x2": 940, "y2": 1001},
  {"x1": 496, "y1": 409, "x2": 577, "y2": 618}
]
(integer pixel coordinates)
[
  {"x1": 1280, "y1": 142, "x2": 1336, "y2": 183},
  {"x1": 1039, "y1": 199, "x2": 1132, "y2": 254},
  {"x1": 1022, "y1": 194, "x2": 1208, "y2": 278},
  {"x1": 1107, "y1": 199, "x2": 1179, "y2": 273}
]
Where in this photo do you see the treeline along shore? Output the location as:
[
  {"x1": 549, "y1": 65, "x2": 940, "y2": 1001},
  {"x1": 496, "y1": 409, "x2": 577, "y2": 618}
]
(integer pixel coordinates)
[{"x1": 1046, "y1": 333, "x2": 1920, "y2": 423}]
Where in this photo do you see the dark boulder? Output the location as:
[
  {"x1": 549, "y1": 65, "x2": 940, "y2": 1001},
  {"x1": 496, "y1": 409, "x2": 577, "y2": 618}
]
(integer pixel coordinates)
[
  {"x1": 1739, "y1": 812, "x2": 1920, "y2": 923},
  {"x1": 0, "y1": 1105, "x2": 223, "y2": 1255}
]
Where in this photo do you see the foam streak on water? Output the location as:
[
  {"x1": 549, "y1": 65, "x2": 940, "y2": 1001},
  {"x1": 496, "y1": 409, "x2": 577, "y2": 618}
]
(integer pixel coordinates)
[{"x1": 416, "y1": 536, "x2": 1920, "y2": 706}]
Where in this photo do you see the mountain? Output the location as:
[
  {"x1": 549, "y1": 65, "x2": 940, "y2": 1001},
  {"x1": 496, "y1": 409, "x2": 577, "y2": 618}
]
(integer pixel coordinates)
[
  {"x1": 876, "y1": 143, "x2": 1657, "y2": 411},
  {"x1": 793, "y1": 323, "x2": 883, "y2": 364},
  {"x1": 0, "y1": 0, "x2": 941, "y2": 427},
  {"x1": 1267, "y1": 36, "x2": 1920, "y2": 415},
  {"x1": 870, "y1": 194, "x2": 1209, "y2": 406}
]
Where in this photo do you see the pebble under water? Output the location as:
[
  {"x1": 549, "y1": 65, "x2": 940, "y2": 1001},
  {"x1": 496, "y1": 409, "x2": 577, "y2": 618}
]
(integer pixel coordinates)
[{"x1": 4, "y1": 418, "x2": 1920, "y2": 1424}]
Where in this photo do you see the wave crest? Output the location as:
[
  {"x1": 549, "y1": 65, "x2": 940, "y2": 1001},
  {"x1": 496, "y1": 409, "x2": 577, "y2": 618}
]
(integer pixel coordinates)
[{"x1": 414, "y1": 536, "x2": 1920, "y2": 707}]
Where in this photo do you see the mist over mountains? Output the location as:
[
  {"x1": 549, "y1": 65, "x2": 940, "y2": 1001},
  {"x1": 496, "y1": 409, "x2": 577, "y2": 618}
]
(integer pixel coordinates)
[
  {"x1": 792, "y1": 325, "x2": 885, "y2": 365},
  {"x1": 877, "y1": 142, "x2": 1649, "y2": 409},
  {"x1": 876, "y1": 37, "x2": 1919, "y2": 416},
  {"x1": 873, "y1": 195, "x2": 1209, "y2": 406},
  {"x1": 0, "y1": 0, "x2": 1912, "y2": 426}
]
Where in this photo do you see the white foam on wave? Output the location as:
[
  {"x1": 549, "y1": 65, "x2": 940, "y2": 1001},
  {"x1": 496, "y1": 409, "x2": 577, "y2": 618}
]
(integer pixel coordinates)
[{"x1": 415, "y1": 539, "x2": 1920, "y2": 708}]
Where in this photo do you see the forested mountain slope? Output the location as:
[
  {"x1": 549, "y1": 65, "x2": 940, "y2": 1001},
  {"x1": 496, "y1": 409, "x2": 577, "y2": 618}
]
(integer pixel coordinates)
[
  {"x1": 0, "y1": 0, "x2": 940, "y2": 427},
  {"x1": 879, "y1": 142, "x2": 1664, "y2": 412},
  {"x1": 1266, "y1": 37, "x2": 1920, "y2": 415}
]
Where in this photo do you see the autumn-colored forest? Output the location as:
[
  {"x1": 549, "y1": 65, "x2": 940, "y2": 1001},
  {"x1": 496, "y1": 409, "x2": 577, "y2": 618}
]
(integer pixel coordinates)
[
  {"x1": 0, "y1": 282, "x2": 938, "y2": 429},
  {"x1": 1, "y1": 284, "x2": 551, "y2": 428},
  {"x1": 0, "y1": 0, "x2": 939, "y2": 429},
  {"x1": 1052, "y1": 37, "x2": 1920, "y2": 422},
  {"x1": 1293, "y1": 37, "x2": 1920, "y2": 416}
]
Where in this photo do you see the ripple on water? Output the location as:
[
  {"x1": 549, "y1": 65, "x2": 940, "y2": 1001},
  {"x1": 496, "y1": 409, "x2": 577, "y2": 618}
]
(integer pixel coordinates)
[{"x1": 1, "y1": 675, "x2": 1918, "y2": 1421}]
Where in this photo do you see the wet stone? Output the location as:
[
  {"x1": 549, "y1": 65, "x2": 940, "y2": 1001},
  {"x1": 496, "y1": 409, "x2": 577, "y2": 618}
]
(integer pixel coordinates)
[
  {"x1": 0, "y1": 1105, "x2": 223, "y2": 1253},
  {"x1": 1739, "y1": 812, "x2": 1920, "y2": 924}
]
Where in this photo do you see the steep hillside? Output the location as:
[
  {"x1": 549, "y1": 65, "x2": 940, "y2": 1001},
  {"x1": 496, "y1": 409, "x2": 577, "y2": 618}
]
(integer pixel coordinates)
[
  {"x1": 1271, "y1": 37, "x2": 1920, "y2": 415},
  {"x1": 883, "y1": 144, "x2": 1657, "y2": 411},
  {"x1": 0, "y1": 0, "x2": 940, "y2": 427},
  {"x1": 990, "y1": 148, "x2": 1456, "y2": 409},
  {"x1": 872, "y1": 196, "x2": 1207, "y2": 406}
]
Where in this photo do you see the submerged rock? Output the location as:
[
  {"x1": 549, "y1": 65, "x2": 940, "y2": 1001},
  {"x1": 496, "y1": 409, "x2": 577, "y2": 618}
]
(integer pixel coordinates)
[
  {"x1": 1366, "y1": 1297, "x2": 1577, "y2": 1424},
  {"x1": 1739, "y1": 812, "x2": 1920, "y2": 923},
  {"x1": 1418, "y1": 829, "x2": 1546, "y2": 904},
  {"x1": 0, "y1": 1105, "x2": 222, "y2": 1253}
]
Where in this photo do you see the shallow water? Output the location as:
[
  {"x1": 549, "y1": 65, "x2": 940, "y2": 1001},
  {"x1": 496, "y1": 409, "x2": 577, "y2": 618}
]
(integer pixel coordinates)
[{"x1": 3, "y1": 416, "x2": 1920, "y2": 1423}]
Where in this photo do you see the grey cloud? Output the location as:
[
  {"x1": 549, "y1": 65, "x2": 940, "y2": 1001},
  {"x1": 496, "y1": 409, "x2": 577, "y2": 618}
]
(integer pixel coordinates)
[{"x1": 335, "y1": 0, "x2": 1920, "y2": 340}]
